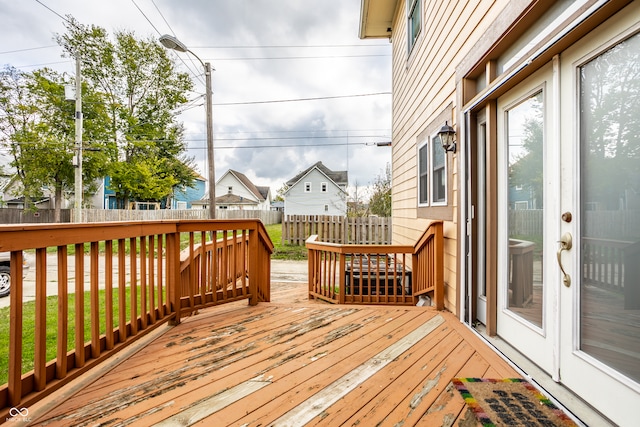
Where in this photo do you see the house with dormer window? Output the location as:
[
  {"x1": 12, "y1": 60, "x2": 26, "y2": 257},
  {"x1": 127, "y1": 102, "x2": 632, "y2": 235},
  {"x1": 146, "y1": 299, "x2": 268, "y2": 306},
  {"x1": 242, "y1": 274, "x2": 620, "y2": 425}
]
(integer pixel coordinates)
[{"x1": 283, "y1": 161, "x2": 348, "y2": 216}]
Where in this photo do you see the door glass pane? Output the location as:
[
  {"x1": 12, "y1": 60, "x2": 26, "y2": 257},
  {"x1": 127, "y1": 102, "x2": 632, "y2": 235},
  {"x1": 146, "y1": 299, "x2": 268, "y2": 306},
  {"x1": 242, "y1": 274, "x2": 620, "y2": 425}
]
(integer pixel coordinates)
[
  {"x1": 580, "y1": 32, "x2": 640, "y2": 382},
  {"x1": 506, "y1": 91, "x2": 544, "y2": 327}
]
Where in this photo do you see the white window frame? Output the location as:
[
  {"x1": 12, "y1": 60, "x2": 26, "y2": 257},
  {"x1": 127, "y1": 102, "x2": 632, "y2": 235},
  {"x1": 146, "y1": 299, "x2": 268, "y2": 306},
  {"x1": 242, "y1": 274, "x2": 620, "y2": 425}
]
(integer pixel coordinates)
[
  {"x1": 321, "y1": 182, "x2": 328, "y2": 193},
  {"x1": 430, "y1": 132, "x2": 448, "y2": 206},
  {"x1": 304, "y1": 182, "x2": 312, "y2": 193},
  {"x1": 418, "y1": 137, "x2": 429, "y2": 206},
  {"x1": 407, "y1": 0, "x2": 422, "y2": 53},
  {"x1": 418, "y1": 131, "x2": 449, "y2": 207}
]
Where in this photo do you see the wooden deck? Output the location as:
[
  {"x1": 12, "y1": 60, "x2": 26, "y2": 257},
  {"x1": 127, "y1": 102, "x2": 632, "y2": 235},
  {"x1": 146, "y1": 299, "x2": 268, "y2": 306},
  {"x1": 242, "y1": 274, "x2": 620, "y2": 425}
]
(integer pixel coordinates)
[{"x1": 28, "y1": 280, "x2": 519, "y2": 426}]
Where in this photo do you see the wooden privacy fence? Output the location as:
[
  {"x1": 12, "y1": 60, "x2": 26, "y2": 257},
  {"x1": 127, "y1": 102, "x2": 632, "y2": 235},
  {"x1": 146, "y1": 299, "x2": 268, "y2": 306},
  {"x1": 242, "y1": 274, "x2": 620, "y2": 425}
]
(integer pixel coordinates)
[
  {"x1": 283, "y1": 215, "x2": 391, "y2": 245},
  {"x1": 0, "y1": 219, "x2": 272, "y2": 417},
  {"x1": 306, "y1": 221, "x2": 443, "y2": 308},
  {"x1": 0, "y1": 208, "x2": 282, "y2": 225},
  {"x1": 508, "y1": 210, "x2": 640, "y2": 238}
]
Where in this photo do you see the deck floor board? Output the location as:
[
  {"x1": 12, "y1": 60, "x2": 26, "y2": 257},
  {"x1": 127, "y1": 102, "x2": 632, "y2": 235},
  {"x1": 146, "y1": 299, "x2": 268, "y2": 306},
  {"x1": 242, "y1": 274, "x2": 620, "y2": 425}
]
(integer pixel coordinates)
[{"x1": 30, "y1": 281, "x2": 519, "y2": 426}]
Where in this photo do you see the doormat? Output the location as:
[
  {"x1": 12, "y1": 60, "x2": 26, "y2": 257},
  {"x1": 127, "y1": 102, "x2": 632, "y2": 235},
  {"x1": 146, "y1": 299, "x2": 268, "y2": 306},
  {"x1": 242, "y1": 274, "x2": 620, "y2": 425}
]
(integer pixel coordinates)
[{"x1": 452, "y1": 378, "x2": 577, "y2": 427}]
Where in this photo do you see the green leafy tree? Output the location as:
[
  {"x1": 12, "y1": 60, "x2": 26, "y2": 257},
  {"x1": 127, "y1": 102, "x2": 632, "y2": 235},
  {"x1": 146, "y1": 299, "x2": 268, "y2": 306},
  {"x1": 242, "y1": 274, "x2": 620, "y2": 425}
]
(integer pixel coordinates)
[
  {"x1": 0, "y1": 66, "x2": 111, "y2": 220},
  {"x1": 56, "y1": 17, "x2": 195, "y2": 208},
  {"x1": 369, "y1": 163, "x2": 391, "y2": 217}
]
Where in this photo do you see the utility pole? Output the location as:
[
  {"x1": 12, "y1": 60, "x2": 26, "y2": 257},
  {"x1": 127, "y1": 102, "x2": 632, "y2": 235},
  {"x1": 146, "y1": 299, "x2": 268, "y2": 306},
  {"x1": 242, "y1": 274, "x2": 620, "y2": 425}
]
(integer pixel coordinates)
[
  {"x1": 74, "y1": 56, "x2": 83, "y2": 223},
  {"x1": 205, "y1": 61, "x2": 215, "y2": 218}
]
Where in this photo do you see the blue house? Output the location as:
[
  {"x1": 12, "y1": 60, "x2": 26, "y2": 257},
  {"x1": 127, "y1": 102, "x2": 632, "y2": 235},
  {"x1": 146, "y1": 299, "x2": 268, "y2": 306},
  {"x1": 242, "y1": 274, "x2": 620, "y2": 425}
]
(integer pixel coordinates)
[{"x1": 101, "y1": 174, "x2": 206, "y2": 210}]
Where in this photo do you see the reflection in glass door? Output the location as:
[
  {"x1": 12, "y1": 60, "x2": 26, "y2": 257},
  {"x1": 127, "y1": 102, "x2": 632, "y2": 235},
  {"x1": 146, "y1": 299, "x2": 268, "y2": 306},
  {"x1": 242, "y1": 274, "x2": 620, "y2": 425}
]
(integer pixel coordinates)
[
  {"x1": 578, "y1": 31, "x2": 640, "y2": 383},
  {"x1": 506, "y1": 92, "x2": 544, "y2": 328}
]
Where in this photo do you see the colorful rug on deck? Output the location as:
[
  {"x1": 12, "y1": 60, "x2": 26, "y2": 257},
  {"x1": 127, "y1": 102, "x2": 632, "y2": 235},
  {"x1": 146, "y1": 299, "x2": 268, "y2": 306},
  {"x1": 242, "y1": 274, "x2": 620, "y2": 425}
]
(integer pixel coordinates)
[{"x1": 452, "y1": 378, "x2": 577, "y2": 426}]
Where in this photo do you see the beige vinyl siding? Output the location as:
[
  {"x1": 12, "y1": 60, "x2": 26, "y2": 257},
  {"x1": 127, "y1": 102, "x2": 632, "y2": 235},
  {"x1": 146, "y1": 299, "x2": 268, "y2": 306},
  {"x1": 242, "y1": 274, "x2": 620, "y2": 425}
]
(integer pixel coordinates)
[{"x1": 388, "y1": 0, "x2": 510, "y2": 312}]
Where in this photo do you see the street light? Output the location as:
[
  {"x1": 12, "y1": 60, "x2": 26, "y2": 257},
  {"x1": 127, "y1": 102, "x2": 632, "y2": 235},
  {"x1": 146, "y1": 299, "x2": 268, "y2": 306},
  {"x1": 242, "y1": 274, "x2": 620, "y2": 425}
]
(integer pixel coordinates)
[{"x1": 159, "y1": 34, "x2": 216, "y2": 219}]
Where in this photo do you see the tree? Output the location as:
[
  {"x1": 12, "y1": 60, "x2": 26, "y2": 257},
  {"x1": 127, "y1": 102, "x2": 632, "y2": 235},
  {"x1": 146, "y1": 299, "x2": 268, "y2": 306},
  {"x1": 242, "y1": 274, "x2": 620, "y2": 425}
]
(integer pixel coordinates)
[
  {"x1": 347, "y1": 181, "x2": 368, "y2": 217},
  {"x1": 369, "y1": 163, "x2": 391, "y2": 217},
  {"x1": 274, "y1": 183, "x2": 289, "y2": 202},
  {"x1": 0, "y1": 66, "x2": 111, "y2": 220},
  {"x1": 55, "y1": 17, "x2": 195, "y2": 208}
]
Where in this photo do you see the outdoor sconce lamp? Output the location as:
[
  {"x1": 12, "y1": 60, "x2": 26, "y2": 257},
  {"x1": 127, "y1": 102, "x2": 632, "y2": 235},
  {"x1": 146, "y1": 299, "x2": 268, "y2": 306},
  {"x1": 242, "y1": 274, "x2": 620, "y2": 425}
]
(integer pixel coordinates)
[{"x1": 438, "y1": 121, "x2": 456, "y2": 153}]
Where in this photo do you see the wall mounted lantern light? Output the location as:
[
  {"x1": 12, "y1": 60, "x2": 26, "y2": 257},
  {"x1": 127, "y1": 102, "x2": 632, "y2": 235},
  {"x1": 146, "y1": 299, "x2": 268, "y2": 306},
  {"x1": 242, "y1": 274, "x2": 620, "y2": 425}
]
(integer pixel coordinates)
[{"x1": 438, "y1": 121, "x2": 456, "y2": 153}]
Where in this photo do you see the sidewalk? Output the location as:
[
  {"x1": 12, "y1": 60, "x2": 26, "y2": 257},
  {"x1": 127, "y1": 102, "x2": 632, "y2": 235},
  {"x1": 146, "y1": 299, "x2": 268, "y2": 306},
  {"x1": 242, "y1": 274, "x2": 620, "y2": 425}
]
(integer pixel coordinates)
[{"x1": 0, "y1": 257, "x2": 308, "y2": 309}]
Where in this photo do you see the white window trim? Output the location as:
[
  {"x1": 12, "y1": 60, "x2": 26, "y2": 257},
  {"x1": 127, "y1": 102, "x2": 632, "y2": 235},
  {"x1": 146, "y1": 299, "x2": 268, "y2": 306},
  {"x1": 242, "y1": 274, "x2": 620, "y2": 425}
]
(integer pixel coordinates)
[
  {"x1": 418, "y1": 137, "x2": 429, "y2": 207},
  {"x1": 304, "y1": 182, "x2": 312, "y2": 193},
  {"x1": 430, "y1": 132, "x2": 448, "y2": 206},
  {"x1": 407, "y1": 0, "x2": 422, "y2": 54},
  {"x1": 321, "y1": 182, "x2": 328, "y2": 193},
  {"x1": 418, "y1": 131, "x2": 449, "y2": 207}
]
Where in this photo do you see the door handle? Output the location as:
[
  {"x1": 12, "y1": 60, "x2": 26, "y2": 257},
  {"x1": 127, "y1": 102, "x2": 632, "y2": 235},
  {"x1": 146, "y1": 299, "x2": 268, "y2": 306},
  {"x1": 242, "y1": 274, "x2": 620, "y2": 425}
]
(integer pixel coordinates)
[{"x1": 557, "y1": 232, "x2": 572, "y2": 287}]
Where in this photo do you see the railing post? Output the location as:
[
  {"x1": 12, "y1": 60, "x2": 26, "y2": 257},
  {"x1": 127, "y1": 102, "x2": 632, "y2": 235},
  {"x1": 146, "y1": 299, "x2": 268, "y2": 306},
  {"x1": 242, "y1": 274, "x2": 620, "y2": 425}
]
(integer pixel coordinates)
[
  {"x1": 8, "y1": 251, "x2": 24, "y2": 406},
  {"x1": 248, "y1": 226, "x2": 259, "y2": 306},
  {"x1": 339, "y1": 254, "x2": 346, "y2": 304},
  {"x1": 167, "y1": 227, "x2": 182, "y2": 325},
  {"x1": 433, "y1": 222, "x2": 445, "y2": 310}
]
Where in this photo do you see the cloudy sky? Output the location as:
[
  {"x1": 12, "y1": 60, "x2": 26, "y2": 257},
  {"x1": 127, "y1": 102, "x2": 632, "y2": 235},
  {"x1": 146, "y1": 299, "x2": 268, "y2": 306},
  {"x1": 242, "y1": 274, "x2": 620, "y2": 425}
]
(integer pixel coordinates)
[{"x1": 0, "y1": 0, "x2": 392, "y2": 197}]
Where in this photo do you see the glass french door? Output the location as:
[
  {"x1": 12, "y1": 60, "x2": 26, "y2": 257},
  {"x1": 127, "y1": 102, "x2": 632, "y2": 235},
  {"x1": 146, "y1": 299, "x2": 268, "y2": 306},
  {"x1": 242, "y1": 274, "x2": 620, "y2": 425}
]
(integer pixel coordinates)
[
  {"x1": 496, "y1": 62, "x2": 559, "y2": 377},
  {"x1": 557, "y1": 20, "x2": 640, "y2": 427}
]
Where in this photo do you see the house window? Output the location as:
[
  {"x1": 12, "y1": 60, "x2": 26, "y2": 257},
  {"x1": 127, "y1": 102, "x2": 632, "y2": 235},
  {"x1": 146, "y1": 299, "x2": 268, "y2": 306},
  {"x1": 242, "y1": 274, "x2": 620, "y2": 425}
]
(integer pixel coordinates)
[
  {"x1": 418, "y1": 140, "x2": 429, "y2": 205},
  {"x1": 305, "y1": 182, "x2": 312, "y2": 192},
  {"x1": 324, "y1": 204, "x2": 329, "y2": 212},
  {"x1": 416, "y1": 108, "x2": 454, "y2": 221},
  {"x1": 407, "y1": 0, "x2": 421, "y2": 52},
  {"x1": 227, "y1": 186, "x2": 233, "y2": 194},
  {"x1": 321, "y1": 182, "x2": 328, "y2": 192},
  {"x1": 431, "y1": 133, "x2": 447, "y2": 205}
]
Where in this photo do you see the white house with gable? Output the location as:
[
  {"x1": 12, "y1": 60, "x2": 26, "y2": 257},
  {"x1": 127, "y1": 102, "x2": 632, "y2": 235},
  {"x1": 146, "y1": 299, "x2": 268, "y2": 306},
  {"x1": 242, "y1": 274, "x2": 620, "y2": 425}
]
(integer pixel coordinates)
[{"x1": 284, "y1": 161, "x2": 348, "y2": 216}]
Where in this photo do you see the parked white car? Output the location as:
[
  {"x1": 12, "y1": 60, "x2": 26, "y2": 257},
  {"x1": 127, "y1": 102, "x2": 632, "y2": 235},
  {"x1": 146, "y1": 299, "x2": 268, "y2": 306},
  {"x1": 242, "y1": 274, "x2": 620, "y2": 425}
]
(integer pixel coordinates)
[{"x1": 0, "y1": 252, "x2": 9, "y2": 297}]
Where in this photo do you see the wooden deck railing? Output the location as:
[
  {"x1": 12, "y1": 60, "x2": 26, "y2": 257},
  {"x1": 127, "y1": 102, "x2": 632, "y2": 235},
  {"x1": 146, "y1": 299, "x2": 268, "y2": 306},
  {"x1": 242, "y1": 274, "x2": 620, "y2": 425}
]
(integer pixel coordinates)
[
  {"x1": 582, "y1": 237, "x2": 640, "y2": 309},
  {"x1": 306, "y1": 221, "x2": 443, "y2": 308},
  {"x1": 0, "y1": 219, "x2": 272, "y2": 416}
]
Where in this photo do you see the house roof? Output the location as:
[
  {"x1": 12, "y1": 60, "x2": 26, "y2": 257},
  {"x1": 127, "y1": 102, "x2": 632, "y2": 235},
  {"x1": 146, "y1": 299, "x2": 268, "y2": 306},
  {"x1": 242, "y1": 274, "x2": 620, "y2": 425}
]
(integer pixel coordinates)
[
  {"x1": 225, "y1": 170, "x2": 269, "y2": 202},
  {"x1": 359, "y1": 0, "x2": 397, "y2": 39},
  {"x1": 215, "y1": 194, "x2": 258, "y2": 205},
  {"x1": 286, "y1": 161, "x2": 348, "y2": 188}
]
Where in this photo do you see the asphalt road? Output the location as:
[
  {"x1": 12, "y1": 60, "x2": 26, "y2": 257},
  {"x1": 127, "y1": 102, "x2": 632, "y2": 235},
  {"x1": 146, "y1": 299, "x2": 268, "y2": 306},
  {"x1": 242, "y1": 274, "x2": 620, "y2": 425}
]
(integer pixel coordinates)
[{"x1": 0, "y1": 255, "x2": 308, "y2": 309}]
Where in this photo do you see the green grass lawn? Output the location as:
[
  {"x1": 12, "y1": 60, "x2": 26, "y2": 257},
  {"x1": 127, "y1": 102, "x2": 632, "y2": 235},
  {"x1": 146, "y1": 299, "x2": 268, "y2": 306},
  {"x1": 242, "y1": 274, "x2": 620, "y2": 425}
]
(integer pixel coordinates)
[
  {"x1": 0, "y1": 287, "x2": 139, "y2": 385},
  {"x1": 265, "y1": 223, "x2": 307, "y2": 260}
]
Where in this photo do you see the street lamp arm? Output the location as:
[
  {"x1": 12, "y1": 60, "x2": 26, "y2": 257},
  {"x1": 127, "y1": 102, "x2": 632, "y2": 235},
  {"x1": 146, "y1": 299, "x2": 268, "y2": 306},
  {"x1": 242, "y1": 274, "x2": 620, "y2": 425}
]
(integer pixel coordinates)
[{"x1": 159, "y1": 34, "x2": 206, "y2": 68}]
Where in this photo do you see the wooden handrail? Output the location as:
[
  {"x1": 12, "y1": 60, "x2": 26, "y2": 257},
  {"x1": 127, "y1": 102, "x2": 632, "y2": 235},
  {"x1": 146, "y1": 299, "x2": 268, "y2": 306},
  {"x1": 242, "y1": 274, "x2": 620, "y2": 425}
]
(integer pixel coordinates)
[
  {"x1": 306, "y1": 221, "x2": 444, "y2": 308},
  {"x1": 0, "y1": 219, "x2": 272, "y2": 416}
]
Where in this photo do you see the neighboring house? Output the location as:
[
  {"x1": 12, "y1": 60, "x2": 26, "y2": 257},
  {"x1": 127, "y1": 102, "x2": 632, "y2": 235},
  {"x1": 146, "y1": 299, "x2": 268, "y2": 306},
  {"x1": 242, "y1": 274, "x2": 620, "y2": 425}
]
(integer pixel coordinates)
[
  {"x1": 0, "y1": 174, "x2": 54, "y2": 209},
  {"x1": 172, "y1": 174, "x2": 206, "y2": 209},
  {"x1": 359, "y1": 1, "x2": 639, "y2": 426},
  {"x1": 193, "y1": 169, "x2": 272, "y2": 211},
  {"x1": 102, "y1": 173, "x2": 206, "y2": 210},
  {"x1": 270, "y1": 200, "x2": 284, "y2": 212},
  {"x1": 284, "y1": 161, "x2": 348, "y2": 216}
]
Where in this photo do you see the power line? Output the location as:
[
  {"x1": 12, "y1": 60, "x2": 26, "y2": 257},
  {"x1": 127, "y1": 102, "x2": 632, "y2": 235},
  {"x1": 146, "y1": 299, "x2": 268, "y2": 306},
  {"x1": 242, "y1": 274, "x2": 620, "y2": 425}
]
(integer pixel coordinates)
[
  {"x1": 214, "y1": 92, "x2": 391, "y2": 106},
  {"x1": 129, "y1": 0, "x2": 162, "y2": 35},
  {"x1": 211, "y1": 53, "x2": 390, "y2": 61},
  {"x1": 193, "y1": 44, "x2": 390, "y2": 49},
  {"x1": 151, "y1": 0, "x2": 177, "y2": 37},
  {"x1": 0, "y1": 45, "x2": 59, "y2": 55},
  {"x1": 34, "y1": 0, "x2": 70, "y2": 23}
]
